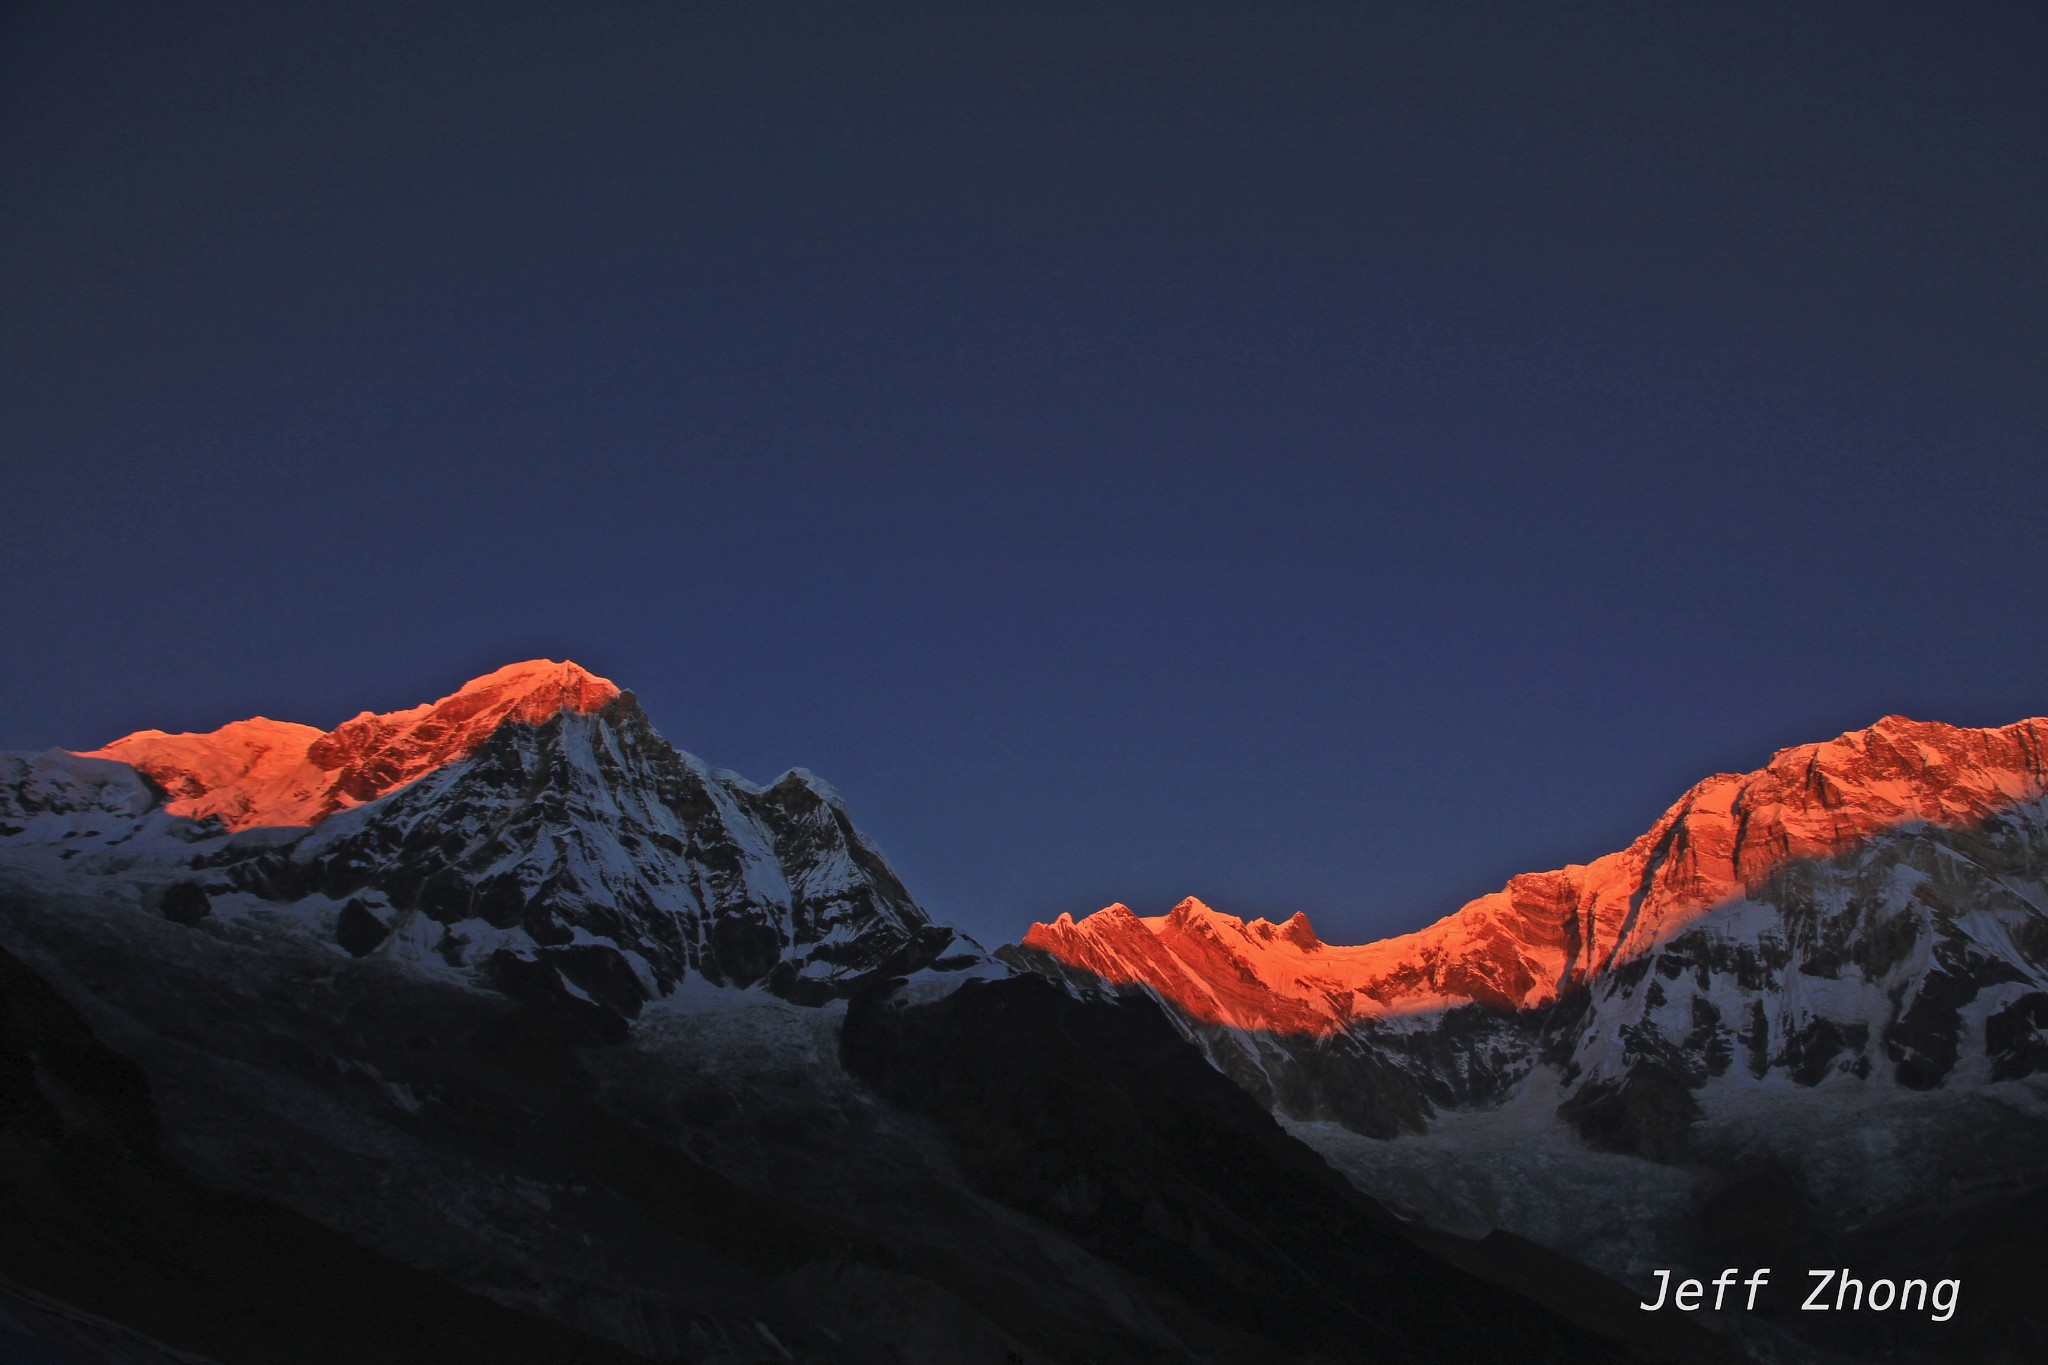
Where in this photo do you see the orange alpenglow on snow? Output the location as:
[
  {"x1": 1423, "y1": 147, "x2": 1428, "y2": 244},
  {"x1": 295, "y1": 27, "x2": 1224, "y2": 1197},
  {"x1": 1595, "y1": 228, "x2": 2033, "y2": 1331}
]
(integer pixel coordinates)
[
  {"x1": 1022, "y1": 713, "x2": 2048, "y2": 1035},
  {"x1": 81, "y1": 659, "x2": 620, "y2": 831}
]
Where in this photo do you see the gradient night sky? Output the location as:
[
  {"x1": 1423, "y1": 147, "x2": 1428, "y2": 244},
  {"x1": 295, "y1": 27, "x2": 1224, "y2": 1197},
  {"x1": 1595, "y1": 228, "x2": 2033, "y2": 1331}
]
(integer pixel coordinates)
[{"x1": 4, "y1": 2, "x2": 2044, "y2": 949}]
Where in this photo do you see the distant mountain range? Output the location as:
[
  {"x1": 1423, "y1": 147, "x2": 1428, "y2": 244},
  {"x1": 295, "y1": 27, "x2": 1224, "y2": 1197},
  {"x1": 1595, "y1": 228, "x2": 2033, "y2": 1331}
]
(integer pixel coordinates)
[{"x1": 4, "y1": 662, "x2": 2044, "y2": 1362}]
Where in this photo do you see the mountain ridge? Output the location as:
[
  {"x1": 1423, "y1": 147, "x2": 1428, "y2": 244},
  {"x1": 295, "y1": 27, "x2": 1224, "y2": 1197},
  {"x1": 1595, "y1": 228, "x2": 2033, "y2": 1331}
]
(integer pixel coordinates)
[{"x1": 1022, "y1": 710, "x2": 2048, "y2": 1035}]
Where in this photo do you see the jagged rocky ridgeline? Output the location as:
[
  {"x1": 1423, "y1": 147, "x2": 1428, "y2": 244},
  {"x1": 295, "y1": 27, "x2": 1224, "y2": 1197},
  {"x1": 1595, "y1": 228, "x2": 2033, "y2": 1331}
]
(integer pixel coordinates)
[
  {"x1": 1008, "y1": 713, "x2": 2048, "y2": 1147},
  {"x1": 0, "y1": 660, "x2": 983, "y2": 1022}
]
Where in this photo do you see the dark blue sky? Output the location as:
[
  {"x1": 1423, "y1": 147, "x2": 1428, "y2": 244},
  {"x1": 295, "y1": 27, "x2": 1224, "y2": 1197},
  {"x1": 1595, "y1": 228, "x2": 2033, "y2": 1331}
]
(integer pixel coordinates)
[{"x1": 5, "y1": 2, "x2": 2044, "y2": 948}]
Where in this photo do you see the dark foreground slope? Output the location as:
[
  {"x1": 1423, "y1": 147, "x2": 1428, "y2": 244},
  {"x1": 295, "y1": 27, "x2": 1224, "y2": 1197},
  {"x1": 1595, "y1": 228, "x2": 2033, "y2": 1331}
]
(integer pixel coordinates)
[
  {"x1": 843, "y1": 974, "x2": 1737, "y2": 1365},
  {"x1": 0, "y1": 943, "x2": 638, "y2": 1365}
]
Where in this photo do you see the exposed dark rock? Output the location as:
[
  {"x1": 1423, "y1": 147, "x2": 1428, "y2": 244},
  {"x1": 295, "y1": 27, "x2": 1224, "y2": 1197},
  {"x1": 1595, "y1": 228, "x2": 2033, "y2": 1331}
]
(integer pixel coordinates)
[
  {"x1": 706, "y1": 911, "x2": 783, "y2": 989},
  {"x1": 1556, "y1": 1061, "x2": 1700, "y2": 1161},
  {"x1": 159, "y1": 881, "x2": 211, "y2": 926},
  {"x1": 1684, "y1": 995, "x2": 1733, "y2": 1079},
  {"x1": 1854, "y1": 907, "x2": 1922, "y2": 981},
  {"x1": 333, "y1": 899, "x2": 390, "y2": 958},
  {"x1": 1742, "y1": 999, "x2": 1770, "y2": 1078},
  {"x1": 1987, "y1": 991, "x2": 2048, "y2": 1081},
  {"x1": 549, "y1": 943, "x2": 649, "y2": 1019},
  {"x1": 482, "y1": 950, "x2": 631, "y2": 1045},
  {"x1": 1779, "y1": 1016, "x2": 1869, "y2": 1087},
  {"x1": 1885, "y1": 967, "x2": 1980, "y2": 1089},
  {"x1": 416, "y1": 868, "x2": 474, "y2": 921},
  {"x1": 213, "y1": 850, "x2": 308, "y2": 901}
]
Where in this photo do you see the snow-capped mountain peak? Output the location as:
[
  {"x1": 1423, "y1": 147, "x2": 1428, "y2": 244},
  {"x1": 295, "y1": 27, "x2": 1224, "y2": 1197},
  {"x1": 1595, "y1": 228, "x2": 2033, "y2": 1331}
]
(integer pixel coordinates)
[
  {"x1": 5, "y1": 660, "x2": 983, "y2": 1018},
  {"x1": 81, "y1": 658, "x2": 621, "y2": 830}
]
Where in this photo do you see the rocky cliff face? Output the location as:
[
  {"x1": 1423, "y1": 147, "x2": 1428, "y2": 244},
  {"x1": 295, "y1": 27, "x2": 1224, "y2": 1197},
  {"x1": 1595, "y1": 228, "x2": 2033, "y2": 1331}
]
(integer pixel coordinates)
[{"x1": 5, "y1": 660, "x2": 981, "y2": 1019}]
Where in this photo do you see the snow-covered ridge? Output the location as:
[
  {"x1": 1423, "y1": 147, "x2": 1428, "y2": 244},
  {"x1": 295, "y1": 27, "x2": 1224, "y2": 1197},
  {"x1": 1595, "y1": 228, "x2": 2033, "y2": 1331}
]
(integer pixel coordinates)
[{"x1": 1023, "y1": 712, "x2": 2048, "y2": 1034}]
